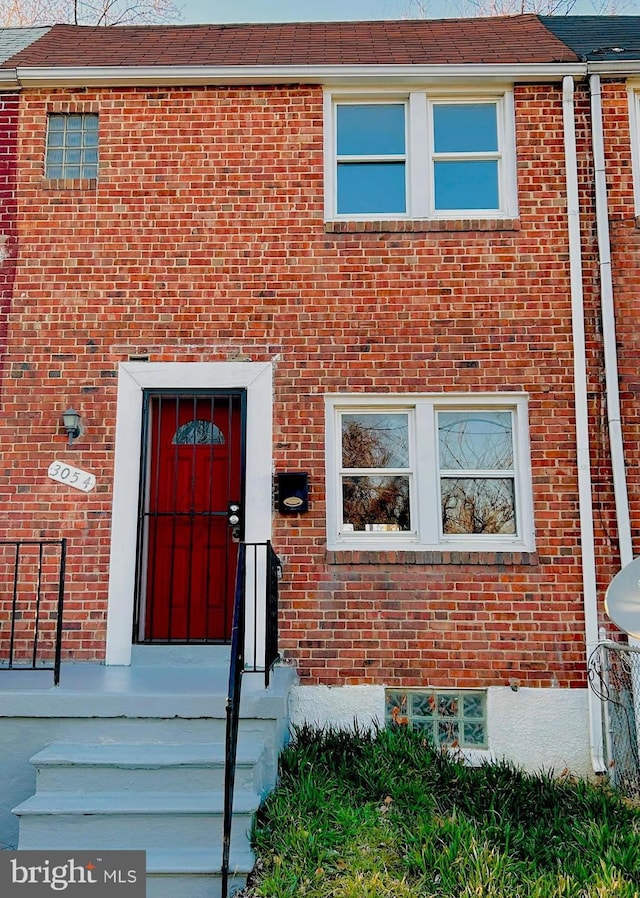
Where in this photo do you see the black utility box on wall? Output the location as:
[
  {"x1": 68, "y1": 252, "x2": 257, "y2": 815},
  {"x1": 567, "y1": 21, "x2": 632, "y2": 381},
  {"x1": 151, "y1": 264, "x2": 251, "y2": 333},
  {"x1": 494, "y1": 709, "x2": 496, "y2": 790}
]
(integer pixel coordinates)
[{"x1": 277, "y1": 472, "x2": 309, "y2": 513}]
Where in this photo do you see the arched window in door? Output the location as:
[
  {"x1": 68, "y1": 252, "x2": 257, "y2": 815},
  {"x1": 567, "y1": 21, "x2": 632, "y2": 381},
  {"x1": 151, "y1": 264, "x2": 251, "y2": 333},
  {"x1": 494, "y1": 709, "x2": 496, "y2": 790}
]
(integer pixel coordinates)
[{"x1": 172, "y1": 419, "x2": 225, "y2": 445}]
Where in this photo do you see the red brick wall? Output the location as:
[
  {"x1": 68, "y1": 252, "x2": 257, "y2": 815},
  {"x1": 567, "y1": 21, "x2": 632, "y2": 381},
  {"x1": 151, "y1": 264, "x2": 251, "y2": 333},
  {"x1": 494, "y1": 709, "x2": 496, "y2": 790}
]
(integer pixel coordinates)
[
  {"x1": 0, "y1": 82, "x2": 607, "y2": 685},
  {"x1": 0, "y1": 92, "x2": 18, "y2": 386}
]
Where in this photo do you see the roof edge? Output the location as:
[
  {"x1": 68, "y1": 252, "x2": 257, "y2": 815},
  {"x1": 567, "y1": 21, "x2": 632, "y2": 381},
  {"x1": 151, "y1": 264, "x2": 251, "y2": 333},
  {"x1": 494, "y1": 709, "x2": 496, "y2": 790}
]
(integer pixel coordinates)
[
  {"x1": 14, "y1": 62, "x2": 588, "y2": 89},
  {"x1": 0, "y1": 71, "x2": 18, "y2": 89},
  {"x1": 587, "y1": 61, "x2": 640, "y2": 75}
]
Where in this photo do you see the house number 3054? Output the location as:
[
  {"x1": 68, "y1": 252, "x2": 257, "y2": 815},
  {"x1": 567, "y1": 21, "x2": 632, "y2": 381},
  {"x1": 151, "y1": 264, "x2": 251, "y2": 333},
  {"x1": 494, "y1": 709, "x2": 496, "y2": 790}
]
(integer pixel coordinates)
[{"x1": 48, "y1": 460, "x2": 96, "y2": 493}]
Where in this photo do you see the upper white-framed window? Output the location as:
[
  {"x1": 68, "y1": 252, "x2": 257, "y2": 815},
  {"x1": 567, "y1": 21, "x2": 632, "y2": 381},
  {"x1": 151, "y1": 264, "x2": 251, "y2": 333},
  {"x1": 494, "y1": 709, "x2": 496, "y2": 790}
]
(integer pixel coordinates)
[
  {"x1": 324, "y1": 89, "x2": 518, "y2": 221},
  {"x1": 325, "y1": 393, "x2": 535, "y2": 553},
  {"x1": 629, "y1": 85, "x2": 640, "y2": 217}
]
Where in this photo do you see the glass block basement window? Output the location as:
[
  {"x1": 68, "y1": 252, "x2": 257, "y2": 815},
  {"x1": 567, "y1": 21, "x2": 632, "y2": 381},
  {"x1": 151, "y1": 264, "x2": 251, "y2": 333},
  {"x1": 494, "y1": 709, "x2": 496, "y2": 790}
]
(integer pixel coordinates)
[{"x1": 386, "y1": 689, "x2": 487, "y2": 749}]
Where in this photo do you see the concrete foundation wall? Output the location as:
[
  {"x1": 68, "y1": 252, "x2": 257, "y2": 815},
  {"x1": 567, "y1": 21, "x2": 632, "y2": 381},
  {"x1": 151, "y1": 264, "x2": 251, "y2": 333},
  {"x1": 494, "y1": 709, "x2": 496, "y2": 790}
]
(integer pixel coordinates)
[{"x1": 288, "y1": 684, "x2": 592, "y2": 777}]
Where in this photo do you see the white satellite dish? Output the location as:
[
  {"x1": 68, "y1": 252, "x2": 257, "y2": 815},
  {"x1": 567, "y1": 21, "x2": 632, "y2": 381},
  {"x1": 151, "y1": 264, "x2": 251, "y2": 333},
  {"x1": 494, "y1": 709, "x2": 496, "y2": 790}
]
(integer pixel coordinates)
[{"x1": 605, "y1": 556, "x2": 640, "y2": 639}]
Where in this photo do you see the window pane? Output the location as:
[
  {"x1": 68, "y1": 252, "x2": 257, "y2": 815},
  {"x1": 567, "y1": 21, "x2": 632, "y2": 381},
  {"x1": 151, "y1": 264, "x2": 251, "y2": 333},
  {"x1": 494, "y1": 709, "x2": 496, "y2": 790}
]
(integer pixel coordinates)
[
  {"x1": 342, "y1": 413, "x2": 409, "y2": 469},
  {"x1": 462, "y1": 693, "x2": 485, "y2": 719},
  {"x1": 438, "y1": 411, "x2": 513, "y2": 471},
  {"x1": 441, "y1": 477, "x2": 516, "y2": 535},
  {"x1": 337, "y1": 104, "x2": 405, "y2": 156},
  {"x1": 342, "y1": 475, "x2": 410, "y2": 532},
  {"x1": 434, "y1": 160, "x2": 499, "y2": 210},
  {"x1": 337, "y1": 162, "x2": 406, "y2": 215},
  {"x1": 437, "y1": 694, "x2": 459, "y2": 717},
  {"x1": 463, "y1": 722, "x2": 486, "y2": 746},
  {"x1": 438, "y1": 720, "x2": 459, "y2": 746},
  {"x1": 412, "y1": 693, "x2": 436, "y2": 718},
  {"x1": 433, "y1": 103, "x2": 498, "y2": 153}
]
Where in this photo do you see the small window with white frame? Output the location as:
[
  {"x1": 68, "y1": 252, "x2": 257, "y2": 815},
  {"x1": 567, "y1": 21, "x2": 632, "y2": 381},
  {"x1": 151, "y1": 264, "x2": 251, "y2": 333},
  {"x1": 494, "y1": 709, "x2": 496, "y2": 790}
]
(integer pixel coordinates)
[
  {"x1": 325, "y1": 90, "x2": 517, "y2": 221},
  {"x1": 325, "y1": 394, "x2": 534, "y2": 552}
]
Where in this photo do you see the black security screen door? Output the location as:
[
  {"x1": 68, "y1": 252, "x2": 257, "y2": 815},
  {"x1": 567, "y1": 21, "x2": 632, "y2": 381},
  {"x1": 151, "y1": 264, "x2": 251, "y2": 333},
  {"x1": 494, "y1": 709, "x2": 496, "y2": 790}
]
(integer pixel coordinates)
[{"x1": 135, "y1": 390, "x2": 246, "y2": 643}]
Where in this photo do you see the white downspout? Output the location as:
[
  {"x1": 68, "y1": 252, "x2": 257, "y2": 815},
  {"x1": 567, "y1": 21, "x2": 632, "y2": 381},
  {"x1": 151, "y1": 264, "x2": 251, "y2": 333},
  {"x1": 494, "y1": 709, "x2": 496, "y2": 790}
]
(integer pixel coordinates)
[
  {"x1": 590, "y1": 73, "x2": 640, "y2": 768},
  {"x1": 562, "y1": 75, "x2": 606, "y2": 773},
  {"x1": 589, "y1": 73, "x2": 634, "y2": 573}
]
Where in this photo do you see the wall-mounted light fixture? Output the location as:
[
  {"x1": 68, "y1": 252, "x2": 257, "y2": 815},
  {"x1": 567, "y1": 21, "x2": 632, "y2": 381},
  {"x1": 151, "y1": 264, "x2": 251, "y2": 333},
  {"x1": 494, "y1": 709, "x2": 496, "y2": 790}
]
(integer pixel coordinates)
[
  {"x1": 62, "y1": 408, "x2": 83, "y2": 446},
  {"x1": 277, "y1": 472, "x2": 309, "y2": 514}
]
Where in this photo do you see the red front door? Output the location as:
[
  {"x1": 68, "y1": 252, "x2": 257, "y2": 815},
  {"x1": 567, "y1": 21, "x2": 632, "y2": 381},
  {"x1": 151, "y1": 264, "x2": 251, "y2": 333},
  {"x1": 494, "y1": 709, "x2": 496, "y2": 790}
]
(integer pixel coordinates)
[{"x1": 139, "y1": 392, "x2": 243, "y2": 642}]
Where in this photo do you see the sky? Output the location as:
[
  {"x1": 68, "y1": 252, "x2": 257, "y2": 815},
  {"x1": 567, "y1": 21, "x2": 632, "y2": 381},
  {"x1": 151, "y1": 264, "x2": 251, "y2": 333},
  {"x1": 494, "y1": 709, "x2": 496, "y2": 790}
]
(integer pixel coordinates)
[{"x1": 177, "y1": 0, "x2": 640, "y2": 24}]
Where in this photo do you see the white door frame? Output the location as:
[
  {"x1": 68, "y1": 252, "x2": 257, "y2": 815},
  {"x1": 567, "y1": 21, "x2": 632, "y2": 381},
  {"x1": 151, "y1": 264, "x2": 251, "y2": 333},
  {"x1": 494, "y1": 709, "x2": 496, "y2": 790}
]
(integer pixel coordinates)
[{"x1": 105, "y1": 361, "x2": 273, "y2": 666}]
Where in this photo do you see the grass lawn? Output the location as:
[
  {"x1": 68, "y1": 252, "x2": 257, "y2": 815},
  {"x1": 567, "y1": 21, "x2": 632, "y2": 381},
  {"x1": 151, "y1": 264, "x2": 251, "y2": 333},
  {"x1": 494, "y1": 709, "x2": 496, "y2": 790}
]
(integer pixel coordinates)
[{"x1": 245, "y1": 724, "x2": 640, "y2": 898}]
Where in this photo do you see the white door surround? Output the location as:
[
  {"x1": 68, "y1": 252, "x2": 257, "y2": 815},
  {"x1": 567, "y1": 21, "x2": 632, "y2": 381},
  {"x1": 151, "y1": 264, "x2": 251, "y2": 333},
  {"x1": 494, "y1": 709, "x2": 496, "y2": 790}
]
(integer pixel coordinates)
[{"x1": 105, "y1": 362, "x2": 273, "y2": 666}]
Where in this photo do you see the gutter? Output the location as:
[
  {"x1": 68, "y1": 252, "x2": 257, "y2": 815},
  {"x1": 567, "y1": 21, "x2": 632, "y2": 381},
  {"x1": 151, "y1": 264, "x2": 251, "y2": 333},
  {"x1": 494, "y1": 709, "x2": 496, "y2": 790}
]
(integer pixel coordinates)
[
  {"x1": 562, "y1": 75, "x2": 606, "y2": 774},
  {"x1": 589, "y1": 78, "x2": 640, "y2": 784},
  {"x1": 11, "y1": 61, "x2": 586, "y2": 89},
  {"x1": 587, "y1": 61, "x2": 640, "y2": 77},
  {"x1": 589, "y1": 73, "x2": 634, "y2": 573},
  {"x1": 0, "y1": 69, "x2": 20, "y2": 91}
]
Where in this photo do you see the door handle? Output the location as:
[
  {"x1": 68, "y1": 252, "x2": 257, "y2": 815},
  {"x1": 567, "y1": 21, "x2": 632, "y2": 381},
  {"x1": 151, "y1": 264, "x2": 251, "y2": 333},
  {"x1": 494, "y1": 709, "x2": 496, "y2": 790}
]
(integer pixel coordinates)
[{"x1": 228, "y1": 502, "x2": 242, "y2": 541}]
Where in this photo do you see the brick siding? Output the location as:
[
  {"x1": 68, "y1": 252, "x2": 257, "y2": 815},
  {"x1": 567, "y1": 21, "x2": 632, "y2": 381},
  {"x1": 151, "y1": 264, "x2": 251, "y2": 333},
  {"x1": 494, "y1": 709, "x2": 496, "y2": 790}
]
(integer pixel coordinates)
[{"x1": 0, "y1": 80, "x2": 626, "y2": 688}]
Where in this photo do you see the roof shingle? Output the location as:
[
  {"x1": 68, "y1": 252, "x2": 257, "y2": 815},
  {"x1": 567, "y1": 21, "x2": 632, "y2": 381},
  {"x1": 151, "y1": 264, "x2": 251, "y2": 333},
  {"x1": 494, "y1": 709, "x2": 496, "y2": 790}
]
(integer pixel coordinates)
[
  {"x1": 540, "y1": 16, "x2": 640, "y2": 61},
  {"x1": 0, "y1": 16, "x2": 579, "y2": 69},
  {"x1": 0, "y1": 27, "x2": 50, "y2": 64}
]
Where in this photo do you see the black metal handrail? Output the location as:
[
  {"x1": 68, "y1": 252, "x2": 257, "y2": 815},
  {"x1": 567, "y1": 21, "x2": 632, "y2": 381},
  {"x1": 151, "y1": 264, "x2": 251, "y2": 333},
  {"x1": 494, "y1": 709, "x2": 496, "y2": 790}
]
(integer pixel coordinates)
[
  {"x1": 0, "y1": 539, "x2": 67, "y2": 685},
  {"x1": 221, "y1": 540, "x2": 280, "y2": 898}
]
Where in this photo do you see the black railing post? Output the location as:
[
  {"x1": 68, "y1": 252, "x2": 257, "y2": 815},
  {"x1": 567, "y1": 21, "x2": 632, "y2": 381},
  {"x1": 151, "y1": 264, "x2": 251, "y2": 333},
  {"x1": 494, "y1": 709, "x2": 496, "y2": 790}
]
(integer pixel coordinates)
[
  {"x1": 220, "y1": 540, "x2": 281, "y2": 897},
  {"x1": 221, "y1": 542, "x2": 247, "y2": 898},
  {"x1": 265, "y1": 542, "x2": 280, "y2": 689},
  {"x1": 0, "y1": 539, "x2": 66, "y2": 684},
  {"x1": 8, "y1": 543, "x2": 20, "y2": 671},
  {"x1": 53, "y1": 539, "x2": 67, "y2": 686}
]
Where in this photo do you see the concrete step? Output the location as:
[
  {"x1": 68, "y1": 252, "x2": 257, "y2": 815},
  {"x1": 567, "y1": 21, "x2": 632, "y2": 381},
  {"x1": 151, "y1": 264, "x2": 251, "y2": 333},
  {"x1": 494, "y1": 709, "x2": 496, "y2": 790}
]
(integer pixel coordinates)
[
  {"x1": 146, "y1": 847, "x2": 254, "y2": 875},
  {"x1": 148, "y1": 860, "x2": 247, "y2": 898},
  {"x1": 147, "y1": 874, "x2": 246, "y2": 898},
  {"x1": 130, "y1": 645, "x2": 232, "y2": 668},
  {"x1": 31, "y1": 742, "x2": 267, "y2": 795},
  {"x1": 14, "y1": 791, "x2": 259, "y2": 851},
  {"x1": 147, "y1": 873, "x2": 246, "y2": 898},
  {"x1": 8, "y1": 664, "x2": 297, "y2": 897}
]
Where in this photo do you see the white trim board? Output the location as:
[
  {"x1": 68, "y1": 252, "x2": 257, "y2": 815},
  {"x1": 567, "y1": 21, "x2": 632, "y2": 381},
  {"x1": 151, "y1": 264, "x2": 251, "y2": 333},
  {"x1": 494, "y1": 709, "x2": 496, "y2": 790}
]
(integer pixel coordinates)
[{"x1": 105, "y1": 362, "x2": 273, "y2": 666}]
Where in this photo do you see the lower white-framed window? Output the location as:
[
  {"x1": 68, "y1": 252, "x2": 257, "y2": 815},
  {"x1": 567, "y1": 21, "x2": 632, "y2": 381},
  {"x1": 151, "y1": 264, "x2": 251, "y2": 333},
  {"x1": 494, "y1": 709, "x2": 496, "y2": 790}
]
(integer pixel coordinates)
[{"x1": 325, "y1": 393, "x2": 535, "y2": 552}]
